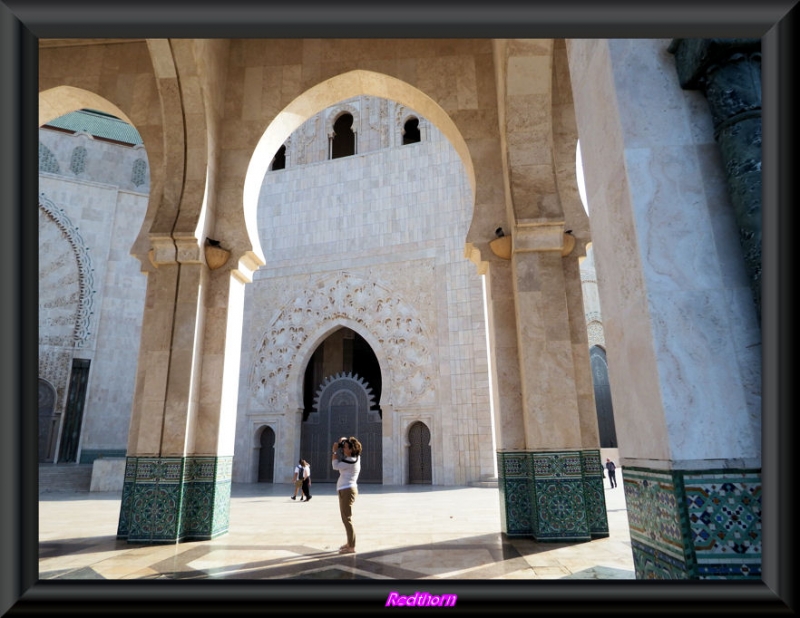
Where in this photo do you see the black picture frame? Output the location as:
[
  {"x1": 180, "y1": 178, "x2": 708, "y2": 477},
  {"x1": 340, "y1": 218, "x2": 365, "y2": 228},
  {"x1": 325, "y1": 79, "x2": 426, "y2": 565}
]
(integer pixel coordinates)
[{"x1": 2, "y1": 1, "x2": 795, "y2": 613}]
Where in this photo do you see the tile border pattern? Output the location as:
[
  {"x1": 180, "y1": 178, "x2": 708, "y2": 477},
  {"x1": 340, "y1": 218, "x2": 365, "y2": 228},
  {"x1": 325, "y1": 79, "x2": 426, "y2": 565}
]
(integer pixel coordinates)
[
  {"x1": 624, "y1": 466, "x2": 761, "y2": 579},
  {"x1": 116, "y1": 456, "x2": 232, "y2": 543},
  {"x1": 497, "y1": 450, "x2": 608, "y2": 542}
]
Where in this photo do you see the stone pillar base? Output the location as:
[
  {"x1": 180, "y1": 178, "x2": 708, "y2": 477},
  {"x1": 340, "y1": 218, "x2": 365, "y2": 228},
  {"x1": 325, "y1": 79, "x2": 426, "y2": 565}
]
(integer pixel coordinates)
[
  {"x1": 116, "y1": 456, "x2": 232, "y2": 543},
  {"x1": 625, "y1": 467, "x2": 761, "y2": 579},
  {"x1": 497, "y1": 449, "x2": 608, "y2": 542}
]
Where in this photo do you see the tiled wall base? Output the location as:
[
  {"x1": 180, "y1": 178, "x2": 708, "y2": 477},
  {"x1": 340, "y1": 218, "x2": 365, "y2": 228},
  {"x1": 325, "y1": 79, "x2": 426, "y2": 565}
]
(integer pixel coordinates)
[
  {"x1": 624, "y1": 467, "x2": 761, "y2": 579},
  {"x1": 497, "y1": 450, "x2": 608, "y2": 542},
  {"x1": 116, "y1": 456, "x2": 232, "y2": 543},
  {"x1": 79, "y1": 449, "x2": 127, "y2": 464}
]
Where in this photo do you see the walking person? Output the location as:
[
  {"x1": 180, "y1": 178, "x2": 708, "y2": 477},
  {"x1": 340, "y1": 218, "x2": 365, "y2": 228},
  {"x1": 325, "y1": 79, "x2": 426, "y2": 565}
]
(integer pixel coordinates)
[
  {"x1": 605, "y1": 458, "x2": 617, "y2": 489},
  {"x1": 300, "y1": 459, "x2": 312, "y2": 502},
  {"x1": 331, "y1": 436, "x2": 362, "y2": 554},
  {"x1": 291, "y1": 460, "x2": 304, "y2": 500}
]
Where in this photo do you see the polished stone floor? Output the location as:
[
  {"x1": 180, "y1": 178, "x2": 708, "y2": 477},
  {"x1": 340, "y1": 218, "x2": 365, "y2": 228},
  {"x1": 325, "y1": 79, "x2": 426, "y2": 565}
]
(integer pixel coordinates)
[{"x1": 39, "y1": 474, "x2": 634, "y2": 582}]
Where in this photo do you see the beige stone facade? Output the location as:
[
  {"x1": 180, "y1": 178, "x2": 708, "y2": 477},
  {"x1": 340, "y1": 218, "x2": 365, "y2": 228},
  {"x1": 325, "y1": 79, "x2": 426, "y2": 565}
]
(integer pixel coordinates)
[{"x1": 36, "y1": 37, "x2": 762, "y2": 577}]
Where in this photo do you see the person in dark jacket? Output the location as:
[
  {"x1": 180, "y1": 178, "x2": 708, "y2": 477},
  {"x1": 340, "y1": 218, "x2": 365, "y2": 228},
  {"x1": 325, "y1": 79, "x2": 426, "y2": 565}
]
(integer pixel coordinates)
[
  {"x1": 300, "y1": 459, "x2": 312, "y2": 502},
  {"x1": 605, "y1": 458, "x2": 617, "y2": 488}
]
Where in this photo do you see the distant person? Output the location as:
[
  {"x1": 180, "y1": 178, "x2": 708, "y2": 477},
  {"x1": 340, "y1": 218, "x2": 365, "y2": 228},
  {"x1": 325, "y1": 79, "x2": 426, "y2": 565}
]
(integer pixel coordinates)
[
  {"x1": 300, "y1": 459, "x2": 312, "y2": 502},
  {"x1": 291, "y1": 460, "x2": 304, "y2": 500},
  {"x1": 331, "y1": 436, "x2": 362, "y2": 554},
  {"x1": 606, "y1": 458, "x2": 617, "y2": 488}
]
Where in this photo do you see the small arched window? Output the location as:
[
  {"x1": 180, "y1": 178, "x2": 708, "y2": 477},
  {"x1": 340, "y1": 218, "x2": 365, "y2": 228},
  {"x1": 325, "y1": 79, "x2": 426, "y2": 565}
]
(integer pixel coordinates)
[
  {"x1": 331, "y1": 113, "x2": 355, "y2": 159},
  {"x1": 270, "y1": 144, "x2": 286, "y2": 171},
  {"x1": 402, "y1": 118, "x2": 421, "y2": 145}
]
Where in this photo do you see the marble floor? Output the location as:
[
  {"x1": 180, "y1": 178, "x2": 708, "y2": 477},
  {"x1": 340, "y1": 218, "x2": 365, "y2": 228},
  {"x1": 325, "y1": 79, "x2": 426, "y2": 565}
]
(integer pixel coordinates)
[{"x1": 39, "y1": 475, "x2": 635, "y2": 583}]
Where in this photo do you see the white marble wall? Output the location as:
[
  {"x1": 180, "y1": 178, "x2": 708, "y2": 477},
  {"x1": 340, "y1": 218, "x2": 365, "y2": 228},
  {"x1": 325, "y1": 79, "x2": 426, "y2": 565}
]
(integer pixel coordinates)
[
  {"x1": 38, "y1": 128, "x2": 149, "y2": 461},
  {"x1": 567, "y1": 39, "x2": 761, "y2": 468},
  {"x1": 234, "y1": 97, "x2": 495, "y2": 485}
]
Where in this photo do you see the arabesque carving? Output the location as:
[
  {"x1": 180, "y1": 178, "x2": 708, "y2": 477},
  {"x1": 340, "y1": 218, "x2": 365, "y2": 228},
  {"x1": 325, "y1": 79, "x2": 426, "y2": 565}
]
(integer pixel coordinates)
[{"x1": 249, "y1": 271, "x2": 433, "y2": 408}]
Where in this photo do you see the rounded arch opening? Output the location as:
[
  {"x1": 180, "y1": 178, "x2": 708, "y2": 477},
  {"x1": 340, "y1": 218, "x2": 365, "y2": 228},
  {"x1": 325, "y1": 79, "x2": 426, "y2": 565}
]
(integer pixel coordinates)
[
  {"x1": 244, "y1": 70, "x2": 478, "y2": 263},
  {"x1": 39, "y1": 85, "x2": 156, "y2": 269}
]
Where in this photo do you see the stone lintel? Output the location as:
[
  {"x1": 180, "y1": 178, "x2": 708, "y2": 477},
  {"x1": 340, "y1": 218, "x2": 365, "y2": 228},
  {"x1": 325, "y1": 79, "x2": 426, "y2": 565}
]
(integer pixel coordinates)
[
  {"x1": 513, "y1": 219, "x2": 567, "y2": 253},
  {"x1": 175, "y1": 236, "x2": 203, "y2": 264},
  {"x1": 148, "y1": 234, "x2": 204, "y2": 266},
  {"x1": 148, "y1": 234, "x2": 176, "y2": 266}
]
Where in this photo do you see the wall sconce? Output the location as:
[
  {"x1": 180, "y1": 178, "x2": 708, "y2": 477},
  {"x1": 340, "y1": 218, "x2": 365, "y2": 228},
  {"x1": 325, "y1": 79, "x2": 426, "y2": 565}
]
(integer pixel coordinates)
[
  {"x1": 205, "y1": 238, "x2": 231, "y2": 270},
  {"x1": 489, "y1": 227, "x2": 512, "y2": 260}
]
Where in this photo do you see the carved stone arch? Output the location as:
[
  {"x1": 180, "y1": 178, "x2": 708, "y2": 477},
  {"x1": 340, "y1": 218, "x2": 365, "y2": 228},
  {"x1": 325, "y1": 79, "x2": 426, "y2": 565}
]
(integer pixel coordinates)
[
  {"x1": 325, "y1": 100, "x2": 360, "y2": 138},
  {"x1": 394, "y1": 104, "x2": 426, "y2": 144},
  {"x1": 39, "y1": 193, "x2": 96, "y2": 348},
  {"x1": 286, "y1": 318, "x2": 391, "y2": 411},
  {"x1": 249, "y1": 271, "x2": 434, "y2": 410}
]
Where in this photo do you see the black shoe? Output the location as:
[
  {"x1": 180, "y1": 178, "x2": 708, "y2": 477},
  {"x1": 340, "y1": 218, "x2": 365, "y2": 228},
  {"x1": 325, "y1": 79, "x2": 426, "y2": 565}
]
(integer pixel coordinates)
[
  {"x1": 305, "y1": 496, "x2": 312, "y2": 501},
  {"x1": 291, "y1": 496, "x2": 296, "y2": 500}
]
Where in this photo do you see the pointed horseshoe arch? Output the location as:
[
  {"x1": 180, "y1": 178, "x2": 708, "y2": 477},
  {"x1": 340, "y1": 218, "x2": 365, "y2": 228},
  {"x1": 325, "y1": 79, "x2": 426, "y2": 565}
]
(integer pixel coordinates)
[{"x1": 300, "y1": 372, "x2": 382, "y2": 483}]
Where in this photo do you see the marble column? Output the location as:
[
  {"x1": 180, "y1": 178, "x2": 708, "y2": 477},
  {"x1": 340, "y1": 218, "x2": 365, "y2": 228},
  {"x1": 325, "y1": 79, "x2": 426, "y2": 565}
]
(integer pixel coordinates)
[
  {"x1": 669, "y1": 38, "x2": 762, "y2": 321},
  {"x1": 117, "y1": 237, "x2": 249, "y2": 543},
  {"x1": 495, "y1": 222, "x2": 607, "y2": 542}
]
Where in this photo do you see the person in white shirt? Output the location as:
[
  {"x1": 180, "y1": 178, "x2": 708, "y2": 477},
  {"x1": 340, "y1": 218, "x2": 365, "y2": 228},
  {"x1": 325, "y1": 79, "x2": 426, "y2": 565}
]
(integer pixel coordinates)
[{"x1": 331, "y1": 436, "x2": 362, "y2": 554}]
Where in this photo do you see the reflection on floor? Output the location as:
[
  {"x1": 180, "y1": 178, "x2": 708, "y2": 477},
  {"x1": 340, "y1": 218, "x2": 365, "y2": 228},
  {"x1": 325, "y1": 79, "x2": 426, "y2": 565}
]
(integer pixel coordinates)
[{"x1": 39, "y1": 478, "x2": 635, "y2": 581}]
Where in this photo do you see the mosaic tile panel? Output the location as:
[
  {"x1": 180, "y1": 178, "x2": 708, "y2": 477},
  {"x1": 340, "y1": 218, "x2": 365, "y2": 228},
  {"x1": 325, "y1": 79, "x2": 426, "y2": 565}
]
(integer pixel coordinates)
[
  {"x1": 182, "y1": 457, "x2": 232, "y2": 541},
  {"x1": 531, "y1": 452, "x2": 590, "y2": 542},
  {"x1": 683, "y1": 470, "x2": 761, "y2": 579},
  {"x1": 117, "y1": 456, "x2": 232, "y2": 543},
  {"x1": 581, "y1": 450, "x2": 609, "y2": 539},
  {"x1": 497, "y1": 450, "x2": 606, "y2": 543},
  {"x1": 624, "y1": 466, "x2": 762, "y2": 580},
  {"x1": 624, "y1": 467, "x2": 690, "y2": 578},
  {"x1": 497, "y1": 452, "x2": 532, "y2": 536}
]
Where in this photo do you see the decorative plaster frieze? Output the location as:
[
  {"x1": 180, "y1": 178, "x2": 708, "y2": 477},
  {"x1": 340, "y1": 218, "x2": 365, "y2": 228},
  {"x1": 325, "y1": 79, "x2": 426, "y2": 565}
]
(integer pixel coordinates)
[
  {"x1": 39, "y1": 193, "x2": 96, "y2": 348},
  {"x1": 249, "y1": 271, "x2": 433, "y2": 408},
  {"x1": 586, "y1": 320, "x2": 605, "y2": 348},
  {"x1": 39, "y1": 142, "x2": 60, "y2": 174}
]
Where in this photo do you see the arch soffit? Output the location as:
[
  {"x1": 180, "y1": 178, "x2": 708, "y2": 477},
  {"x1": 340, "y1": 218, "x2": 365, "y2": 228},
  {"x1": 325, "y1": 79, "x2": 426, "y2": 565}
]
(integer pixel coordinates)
[
  {"x1": 144, "y1": 39, "x2": 209, "y2": 244},
  {"x1": 244, "y1": 70, "x2": 478, "y2": 261}
]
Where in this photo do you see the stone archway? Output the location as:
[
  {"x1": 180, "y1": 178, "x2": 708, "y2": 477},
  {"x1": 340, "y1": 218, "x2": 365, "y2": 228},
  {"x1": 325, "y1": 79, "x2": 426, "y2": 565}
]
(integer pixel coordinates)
[
  {"x1": 257, "y1": 426, "x2": 275, "y2": 482},
  {"x1": 408, "y1": 421, "x2": 432, "y2": 484},
  {"x1": 38, "y1": 379, "x2": 58, "y2": 463}
]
